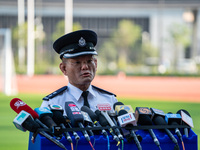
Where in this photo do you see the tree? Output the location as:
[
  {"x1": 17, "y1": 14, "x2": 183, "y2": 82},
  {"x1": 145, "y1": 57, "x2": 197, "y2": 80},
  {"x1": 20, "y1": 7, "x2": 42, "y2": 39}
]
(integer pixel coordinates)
[
  {"x1": 99, "y1": 20, "x2": 142, "y2": 73},
  {"x1": 168, "y1": 23, "x2": 191, "y2": 70},
  {"x1": 52, "y1": 20, "x2": 82, "y2": 41},
  {"x1": 112, "y1": 20, "x2": 142, "y2": 70}
]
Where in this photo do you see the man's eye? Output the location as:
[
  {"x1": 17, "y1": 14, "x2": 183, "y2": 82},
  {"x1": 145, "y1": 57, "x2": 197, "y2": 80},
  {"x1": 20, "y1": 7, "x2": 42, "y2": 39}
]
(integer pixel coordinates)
[
  {"x1": 87, "y1": 60, "x2": 92, "y2": 63},
  {"x1": 75, "y1": 61, "x2": 80, "y2": 64}
]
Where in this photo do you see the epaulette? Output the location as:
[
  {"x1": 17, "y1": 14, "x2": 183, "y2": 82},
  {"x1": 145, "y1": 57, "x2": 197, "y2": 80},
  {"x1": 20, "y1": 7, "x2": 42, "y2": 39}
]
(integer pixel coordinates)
[
  {"x1": 92, "y1": 85, "x2": 116, "y2": 97},
  {"x1": 42, "y1": 86, "x2": 68, "y2": 101}
]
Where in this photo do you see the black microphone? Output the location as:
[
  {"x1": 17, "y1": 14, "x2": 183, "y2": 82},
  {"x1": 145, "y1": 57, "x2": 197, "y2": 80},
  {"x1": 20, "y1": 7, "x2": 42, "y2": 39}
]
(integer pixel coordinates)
[
  {"x1": 65, "y1": 101, "x2": 90, "y2": 142},
  {"x1": 96, "y1": 103, "x2": 124, "y2": 141},
  {"x1": 49, "y1": 104, "x2": 80, "y2": 141},
  {"x1": 81, "y1": 111, "x2": 95, "y2": 137},
  {"x1": 113, "y1": 101, "x2": 124, "y2": 108},
  {"x1": 13, "y1": 110, "x2": 67, "y2": 150},
  {"x1": 177, "y1": 109, "x2": 194, "y2": 137},
  {"x1": 118, "y1": 109, "x2": 142, "y2": 150},
  {"x1": 81, "y1": 106, "x2": 108, "y2": 137},
  {"x1": 95, "y1": 110, "x2": 120, "y2": 143},
  {"x1": 135, "y1": 107, "x2": 162, "y2": 150},
  {"x1": 151, "y1": 108, "x2": 179, "y2": 150},
  {"x1": 165, "y1": 112, "x2": 183, "y2": 141},
  {"x1": 49, "y1": 104, "x2": 73, "y2": 143},
  {"x1": 34, "y1": 107, "x2": 62, "y2": 139}
]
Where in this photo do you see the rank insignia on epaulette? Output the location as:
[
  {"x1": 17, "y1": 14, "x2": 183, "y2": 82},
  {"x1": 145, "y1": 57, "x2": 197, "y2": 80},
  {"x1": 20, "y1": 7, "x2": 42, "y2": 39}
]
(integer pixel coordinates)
[{"x1": 42, "y1": 86, "x2": 68, "y2": 101}]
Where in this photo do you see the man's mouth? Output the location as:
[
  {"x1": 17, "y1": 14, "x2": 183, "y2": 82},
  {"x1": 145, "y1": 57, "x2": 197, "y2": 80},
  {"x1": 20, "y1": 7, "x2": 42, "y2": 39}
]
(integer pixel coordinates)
[{"x1": 81, "y1": 72, "x2": 91, "y2": 77}]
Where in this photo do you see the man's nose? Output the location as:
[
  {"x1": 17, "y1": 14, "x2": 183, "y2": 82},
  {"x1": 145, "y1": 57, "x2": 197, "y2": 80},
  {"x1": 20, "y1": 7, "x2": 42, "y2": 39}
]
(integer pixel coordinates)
[{"x1": 81, "y1": 61, "x2": 89, "y2": 69}]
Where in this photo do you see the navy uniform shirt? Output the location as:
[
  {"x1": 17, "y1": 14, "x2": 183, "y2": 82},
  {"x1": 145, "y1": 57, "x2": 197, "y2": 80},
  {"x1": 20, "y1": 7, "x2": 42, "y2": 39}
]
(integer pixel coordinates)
[{"x1": 41, "y1": 83, "x2": 118, "y2": 115}]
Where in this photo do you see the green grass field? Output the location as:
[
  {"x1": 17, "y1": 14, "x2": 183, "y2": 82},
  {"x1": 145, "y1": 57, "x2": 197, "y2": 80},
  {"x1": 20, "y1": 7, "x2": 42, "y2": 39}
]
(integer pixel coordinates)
[{"x1": 0, "y1": 93, "x2": 199, "y2": 150}]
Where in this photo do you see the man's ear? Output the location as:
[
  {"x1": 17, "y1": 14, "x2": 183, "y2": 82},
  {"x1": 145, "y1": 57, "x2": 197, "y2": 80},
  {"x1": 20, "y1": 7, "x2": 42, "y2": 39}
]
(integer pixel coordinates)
[
  {"x1": 59, "y1": 62, "x2": 67, "y2": 75},
  {"x1": 94, "y1": 58, "x2": 97, "y2": 71}
]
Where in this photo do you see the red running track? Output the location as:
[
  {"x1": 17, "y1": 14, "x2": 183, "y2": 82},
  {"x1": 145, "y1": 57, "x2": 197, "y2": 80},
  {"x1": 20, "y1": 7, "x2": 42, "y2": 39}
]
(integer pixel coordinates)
[{"x1": 13, "y1": 75, "x2": 200, "y2": 103}]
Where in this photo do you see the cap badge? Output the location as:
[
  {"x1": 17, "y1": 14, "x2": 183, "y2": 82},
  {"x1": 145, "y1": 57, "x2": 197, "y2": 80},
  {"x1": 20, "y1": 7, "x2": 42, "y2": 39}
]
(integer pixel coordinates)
[{"x1": 78, "y1": 37, "x2": 86, "y2": 47}]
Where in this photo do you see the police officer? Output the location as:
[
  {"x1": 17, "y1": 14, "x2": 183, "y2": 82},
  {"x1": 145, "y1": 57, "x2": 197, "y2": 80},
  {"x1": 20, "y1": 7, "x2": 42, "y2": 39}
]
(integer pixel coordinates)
[{"x1": 41, "y1": 30, "x2": 118, "y2": 115}]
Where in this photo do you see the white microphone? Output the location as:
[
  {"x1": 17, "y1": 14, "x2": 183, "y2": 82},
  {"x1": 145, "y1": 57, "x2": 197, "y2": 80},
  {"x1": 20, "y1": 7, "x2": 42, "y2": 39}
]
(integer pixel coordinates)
[{"x1": 96, "y1": 103, "x2": 124, "y2": 140}]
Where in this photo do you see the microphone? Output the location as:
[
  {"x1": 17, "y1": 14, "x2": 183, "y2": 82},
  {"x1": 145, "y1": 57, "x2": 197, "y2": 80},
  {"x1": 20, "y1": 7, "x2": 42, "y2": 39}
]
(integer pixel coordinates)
[
  {"x1": 113, "y1": 102, "x2": 142, "y2": 142},
  {"x1": 95, "y1": 109, "x2": 120, "y2": 143},
  {"x1": 65, "y1": 101, "x2": 90, "y2": 142},
  {"x1": 117, "y1": 110, "x2": 142, "y2": 150},
  {"x1": 12, "y1": 110, "x2": 67, "y2": 150},
  {"x1": 13, "y1": 110, "x2": 40, "y2": 133},
  {"x1": 165, "y1": 112, "x2": 183, "y2": 140},
  {"x1": 81, "y1": 106, "x2": 112, "y2": 150},
  {"x1": 150, "y1": 108, "x2": 179, "y2": 150},
  {"x1": 81, "y1": 106, "x2": 108, "y2": 137},
  {"x1": 34, "y1": 107, "x2": 62, "y2": 139},
  {"x1": 177, "y1": 109, "x2": 194, "y2": 137},
  {"x1": 114, "y1": 103, "x2": 134, "y2": 115},
  {"x1": 49, "y1": 104, "x2": 80, "y2": 141},
  {"x1": 10, "y1": 98, "x2": 49, "y2": 130},
  {"x1": 135, "y1": 107, "x2": 161, "y2": 150},
  {"x1": 34, "y1": 107, "x2": 57, "y2": 129},
  {"x1": 165, "y1": 112, "x2": 185, "y2": 150},
  {"x1": 48, "y1": 104, "x2": 73, "y2": 143},
  {"x1": 96, "y1": 103, "x2": 124, "y2": 141},
  {"x1": 81, "y1": 111, "x2": 94, "y2": 137}
]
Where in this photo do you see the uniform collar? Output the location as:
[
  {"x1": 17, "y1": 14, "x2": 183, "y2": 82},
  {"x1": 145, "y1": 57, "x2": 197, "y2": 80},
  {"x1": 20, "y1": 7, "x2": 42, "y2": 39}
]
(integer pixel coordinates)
[{"x1": 68, "y1": 83, "x2": 96, "y2": 102}]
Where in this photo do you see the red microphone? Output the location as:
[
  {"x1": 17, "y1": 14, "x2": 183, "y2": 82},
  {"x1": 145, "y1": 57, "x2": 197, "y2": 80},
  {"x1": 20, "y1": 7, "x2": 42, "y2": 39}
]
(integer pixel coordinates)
[
  {"x1": 10, "y1": 98, "x2": 49, "y2": 130},
  {"x1": 10, "y1": 98, "x2": 39, "y2": 119}
]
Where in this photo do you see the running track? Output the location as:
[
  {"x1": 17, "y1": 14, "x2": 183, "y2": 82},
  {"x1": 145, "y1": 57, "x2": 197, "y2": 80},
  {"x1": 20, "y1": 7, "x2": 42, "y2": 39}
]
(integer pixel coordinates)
[{"x1": 14, "y1": 75, "x2": 200, "y2": 103}]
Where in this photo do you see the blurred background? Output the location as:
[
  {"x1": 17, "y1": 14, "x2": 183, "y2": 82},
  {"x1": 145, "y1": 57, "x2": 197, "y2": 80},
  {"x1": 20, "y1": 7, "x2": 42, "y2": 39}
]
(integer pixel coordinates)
[
  {"x1": 0, "y1": 0, "x2": 199, "y2": 149},
  {"x1": 0, "y1": 0, "x2": 200, "y2": 78}
]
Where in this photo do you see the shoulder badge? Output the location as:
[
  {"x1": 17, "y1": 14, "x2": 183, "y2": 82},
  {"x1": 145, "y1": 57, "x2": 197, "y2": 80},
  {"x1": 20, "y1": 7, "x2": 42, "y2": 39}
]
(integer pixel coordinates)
[
  {"x1": 42, "y1": 86, "x2": 68, "y2": 101},
  {"x1": 92, "y1": 85, "x2": 116, "y2": 97}
]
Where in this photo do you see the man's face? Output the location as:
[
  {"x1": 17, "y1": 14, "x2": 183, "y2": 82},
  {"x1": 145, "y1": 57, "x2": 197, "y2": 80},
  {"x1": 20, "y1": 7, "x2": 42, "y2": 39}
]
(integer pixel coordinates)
[{"x1": 60, "y1": 55, "x2": 97, "y2": 89}]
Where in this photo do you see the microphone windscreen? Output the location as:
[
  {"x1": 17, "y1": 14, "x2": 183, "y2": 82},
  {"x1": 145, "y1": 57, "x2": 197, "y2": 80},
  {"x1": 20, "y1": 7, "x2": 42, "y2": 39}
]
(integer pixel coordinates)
[
  {"x1": 10, "y1": 98, "x2": 39, "y2": 119},
  {"x1": 95, "y1": 109, "x2": 101, "y2": 116},
  {"x1": 52, "y1": 111, "x2": 66, "y2": 124},
  {"x1": 65, "y1": 102, "x2": 84, "y2": 126},
  {"x1": 113, "y1": 102, "x2": 124, "y2": 110},
  {"x1": 138, "y1": 115, "x2": 153, "y2": 125},
  {"x1": 167, "y1": 112, "x2": 179, "y2": 125},
  {"x1": 177, "y1": 109, "x2": 191, "y2": 117},
  {"x1": 81, "y1": 106, "x2": 98, "y2": 121},
  {"x1": 23, "y1": 117, "x2": 40, "y2": 132},
  {"x1": 98, "y1": 113, "x2": 109, "y2": 126},
  {"x1": 153, "y1": 115, "x2": 167, "y2": 125},
  {"x1": 118, "y1": 109, "x2": 128, "y2": 116}
]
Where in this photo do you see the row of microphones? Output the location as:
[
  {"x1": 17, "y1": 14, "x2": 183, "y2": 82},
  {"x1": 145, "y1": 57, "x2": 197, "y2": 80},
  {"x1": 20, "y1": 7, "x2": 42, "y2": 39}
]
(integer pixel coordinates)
[
  {"x1": 10, "y1": 98, "x2": 193, "y2": 150},
  {"x1": 10, "y1": 98, "x2": 67, "y2": 150},
  {"x1": 113, "y1": 102, "x2": 193, "y2": 150}
]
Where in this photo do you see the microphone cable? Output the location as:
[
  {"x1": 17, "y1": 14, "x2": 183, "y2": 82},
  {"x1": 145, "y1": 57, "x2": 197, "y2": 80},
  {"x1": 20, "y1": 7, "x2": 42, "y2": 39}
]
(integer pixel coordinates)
[
  {"x1": 175, "y1": 126, "x2": 185, "y2": 150},
  {"x1": 121, "y1": 139, "x2": 124, "y2": 150},
  {"x1": 92, "y1": 137, "x2": 96, "y2": 148},
  {"x1": 88, "y1": 140, "x2": 95, "y2": 150},
  {"x1": 107, "y1": 135, "x2": 110, "y2": 150},
  {"x1": 158, "y1": 145, "x2": 162, "y2": 150},
  {"x1": 181, "y1": 141, "x2": 185, "y2": 150},
  {"x1": 70, "y1": 142, "x2": 74, "y2": 150},
  {"x1": 74, "y1": 138, "x2": 79, "y2": 150},
  {"x1": 68, "y1": 123, "x2": 80, "y2": 150}
]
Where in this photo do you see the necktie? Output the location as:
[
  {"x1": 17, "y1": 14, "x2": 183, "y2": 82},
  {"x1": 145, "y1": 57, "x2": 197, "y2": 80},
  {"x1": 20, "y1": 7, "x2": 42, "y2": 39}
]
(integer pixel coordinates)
[{"x1": 82, "y1": 91, "x2": 90, "y2": 108}]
